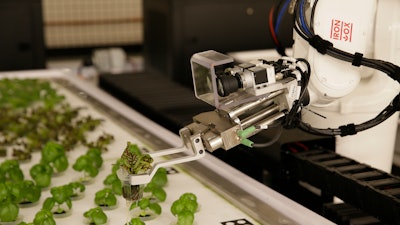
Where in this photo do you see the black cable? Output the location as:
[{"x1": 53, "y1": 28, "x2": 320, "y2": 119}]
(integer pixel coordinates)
[
  {"x1": 291, "y1": 0, "x2": 400, "y2": 137},
  {"x1": 252, "y1": 125, "x2": 283, "y2": 148}
]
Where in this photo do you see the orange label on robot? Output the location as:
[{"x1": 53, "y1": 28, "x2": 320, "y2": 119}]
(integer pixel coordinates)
[{"x1": 330, "y1": 19, "x2": 353, "y2": 43}]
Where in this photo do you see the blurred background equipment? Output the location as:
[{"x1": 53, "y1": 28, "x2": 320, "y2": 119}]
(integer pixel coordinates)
[
  {"x1": 0, "y1": 0, "x2": 45, "y2": 71},
  {"x1": 142, "y1": 0, "x2": 294, "y2": 88}
]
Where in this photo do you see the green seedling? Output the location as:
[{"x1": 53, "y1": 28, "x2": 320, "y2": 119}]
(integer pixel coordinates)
[
  {"x1": 125, "y1": 218, "x2": 145, "y2": 225},
  {"x1": 42, "y1": 184, "x2": 73, "y2": 214},
  {"x1": 73, "y1": 147, "x2": 103, "y2": 180},
  {"x1": 130, "y1": 197, "x2": 162, "y2": 218},
  {"x1": 103, "y1": 173, "x2": 122, "y2": 196},
  {"x1": 120, "y1": 142, "x2": 154, "y2": 201},
  {"x1": 29, "y1": 163, "x2": 53, "y2": 188},
  {"x1": 83, "y1": 207, "x2": 108, "y2": 225},
  {"x1": 17, "y1": 209, "x2": 57, "y2": 225},
  {"x1": 0, "y1": 159, "x2": 24, "y2": 182},
  {"x1": 40, "y1": 141, "x2": 69, "y2": 173},
  {"x1": 0, "y1": 199, "x2": 19, "y2": 222},
  {"x1": 69, "y1": 181, "x2": 86, "y2": 199},
  {"x1": 120, "y1": 142, "x2": 153, "y2": 175},
  {"x1": 0, "y1": 182, "x2": 19, "y2": 222},
  {"x1": 171, "y1": 193, "x2": 198, "y2": 225},
  {"x1": 32, "y1": 209, "x2": 56, "y2": 225},
  {"x1": 94, "y1": 188, "x2": 117, "y2": 208},
  {"x1": 11, "y1": 180, "x2": 41, "y2": 204}
]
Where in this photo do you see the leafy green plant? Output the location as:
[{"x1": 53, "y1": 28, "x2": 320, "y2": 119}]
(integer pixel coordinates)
[
  {"x1": 42, "y1": 184, "x2": 73, "y2": 214},
  {"x1": 33, "y1": 209, "x2": 56, "y2": 225},
  {"x1": 120, "y1": 142, "x2": 153, "y2": 201},
  {"x1": 73, "y1": 147, "x2": 103, "y2": 181},
  {"x1": 128, "y1": 168, "x2": 168, "y2": 221},
  {"x1": 125, "y1": 218, "x2": 145, "y2": 225},
  {"x1": 94, "y1": 188, "x2": 117, "y2": 208},
  {"x1": 103, "y1": 173, "x2": 122, "y2": 196},
  {"x1": 83, "y1": 207, "x2": 108, "y2": 225},
  {"x1": 11, "y1": 180, "x2": 41, "y2": 204},
  {"x1": 129, "y1": 197, "x2": 161, "y2": 218},
  {"x1": 69, "y1": 181, "x2": 86, "y2": 199},
  {"x1": 19, "y1": 209, "x2": 57, "y2": 225},
  {"x1": 0, "y1": 199, "x2": 19, "y2": 222},
  {"x1": 0, "y1": 182, "x2": 19, "y2": 222},
  {"x1": 170, "y1": 193, "x2": 198, "y2": 225},
  {"x1": 40, "y1": 141, "x2": 69, "y2": 173},
  {"x1": 29, "y1": 163, "x2": 53, "y2": 188},
  {"x1": 143, "y1": 167, "x2": 168, "y2": 201},
  {"x1": 0, "y1": 159, "x2": 24, "y2": 182},
  {"x1": 120, "y1": 142, "x2": 153, "y2": 175}
]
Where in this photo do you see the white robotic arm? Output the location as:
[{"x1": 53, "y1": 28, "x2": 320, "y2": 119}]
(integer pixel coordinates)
[
  {"x1": 293, "y1": 0, "x2": 400, "y2": 172},
  {"x1": 120, "y1": 0, "x2": 400, "y2": 188}
]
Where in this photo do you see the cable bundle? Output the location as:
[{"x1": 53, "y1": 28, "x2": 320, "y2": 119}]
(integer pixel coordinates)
[{"x1": 288, "y1": 0, "x2": 400, "y2": 136}]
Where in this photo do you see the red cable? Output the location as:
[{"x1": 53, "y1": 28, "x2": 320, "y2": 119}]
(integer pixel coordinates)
[{"x1": 268, "y1": 5, "x2": 281, "y2": 47}]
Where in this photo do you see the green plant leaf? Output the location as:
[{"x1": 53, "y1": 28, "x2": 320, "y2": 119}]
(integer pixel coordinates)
[
  {"x1": 103, "y1": 173, "x2": 117, "y2": 185},
  {"x1": 151, "y1": 167, "x2": 168, "y2": 187},
  {"x1": 41, "y1": 142, "x2": 64, "y2": 163},
  {"x1": 95, "y1": 188, "x2": 117, "y2": 207},
  {"x1": 30, "y1": 163, "x2": 53, "y2": 188},
  {"x1": 72, "y1": 155, "x2": 89, "y2": 171},
  {"x1": 138, "y1": 198, "x2": 150, "y2": 210},
  {"x1": 177, "y1": 210, "x2": 194, "y2": 225},
  {"x1": 0, "y1": 201, "x2": 19, "y2": 222},
  {"x1": 152, "y1": 187, "x2": 166, "y2": 202},
  {"x1": 53, "y1": 155, "x2": 69, "y2": 173},
  {"x1": 0, "y1": 160, "x2": 24, "y2": 182},
  {"x1": 171, "y1": 200, "x2": 184, "y2": 216},
  {"x1": 33, "y1": 209, "x2": 56, "y2": 225},
  {"x1": 0, "y1": 182, "x2": 10, "y2": 202},
  {"x1": 149, "y1": 202, "x2": 162, "y2": 215},
  {"x1": 127, "y1": 218, "x2": 145, "y2": 225},
  {"x1": 111, "y1": 180, "x2": 122, "y2": 196},
  {"x1": 42, "y1": 197, "x2": 55, "y2": 211},
  {"x1": 84, "y1": 207, "x2": 107, "y2": 225}
]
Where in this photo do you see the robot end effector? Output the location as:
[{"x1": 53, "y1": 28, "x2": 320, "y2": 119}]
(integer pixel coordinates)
[{"x1": 121, "y1": 50, "x2": 311, "y2": 186}]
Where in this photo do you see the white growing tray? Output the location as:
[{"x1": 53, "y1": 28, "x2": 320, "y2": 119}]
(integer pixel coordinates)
[{"x1": 0, "y1": 69, "x2": 335, "y2": 225}]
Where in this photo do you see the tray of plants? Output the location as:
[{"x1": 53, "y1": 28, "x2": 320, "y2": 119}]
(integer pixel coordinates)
[{"x1": 0, "y1": 69, "x2": 334, "y2": 225}]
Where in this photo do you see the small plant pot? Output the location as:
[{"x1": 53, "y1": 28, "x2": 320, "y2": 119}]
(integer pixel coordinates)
[
  {"x1": 98, "y1": 201, "x2": 119, "y2": 211},
  {"x1": 73, "y1": 174, "x2": 96, "y2": 185},
  {"x1": 18, "y1": 200, "x2": 40, "y2": 208},
  {"x1": 52, "y1": 209, "x2": 73, "y2": 218},
  {"x1": 52, "y1": 170, "x2": 66, "y2": 177},
  {"x1": 129, "y1": 207, "x2": 157, "y2": 222},
  {"x1": 122, "y1": 184, "x2": 144, "y2": 202},
  {"x1": 70, "y1": 192, "x2": 85, "y2": 201}
]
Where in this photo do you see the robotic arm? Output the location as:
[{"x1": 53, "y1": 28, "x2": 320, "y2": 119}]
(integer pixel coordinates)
[{"x1": 121, "y1": 0, "x2": 400, "y2": 187}]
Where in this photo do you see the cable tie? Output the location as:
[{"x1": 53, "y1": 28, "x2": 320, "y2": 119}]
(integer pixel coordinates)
[
  {"x1": 308, "y1": 35, "x2": 333, "y2": 55},
  {"x1": 394, "y1": 67, "x2": 400, "y2": 83},
  {"x1": 392, "y1": 94, "x2": 400, "y2": 111},
  {"x1": 339, "y1": 123, "x2": 357, "y2": 137},
  {"x1": 351, "y1": 52, "x2": 363, "y2": 67}
]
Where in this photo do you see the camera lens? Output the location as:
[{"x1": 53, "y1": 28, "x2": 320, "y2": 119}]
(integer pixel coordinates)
[{"x1": 216, "y1": 75, "x2": 240, "y2": 97}]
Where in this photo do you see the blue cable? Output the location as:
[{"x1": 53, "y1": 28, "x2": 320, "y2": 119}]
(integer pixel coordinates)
[
  {"x1": 274, "y1": 0, "x2": 291, "y2": 36},
  {"x1": 299, "y1": 0, "x2": 313, "y2": 36}
]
